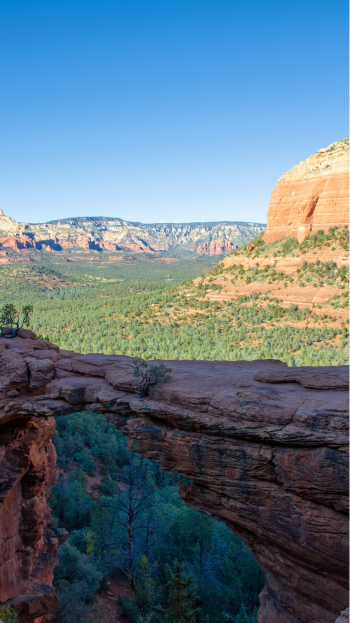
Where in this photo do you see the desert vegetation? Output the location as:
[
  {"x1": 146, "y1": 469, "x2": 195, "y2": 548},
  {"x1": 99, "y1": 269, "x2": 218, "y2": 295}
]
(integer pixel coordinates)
[
  {"x1": 0, "y1": 235, "x2": 348, "y2": 366},
  {"x1": 233, "y1": 225, "x2": 349, "y2": 258}
]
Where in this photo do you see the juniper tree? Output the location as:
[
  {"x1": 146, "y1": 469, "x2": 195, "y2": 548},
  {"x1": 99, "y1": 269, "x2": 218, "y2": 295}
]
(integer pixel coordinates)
[
  {"x1": 133, "y1": 360, "x2": 172, "y2": 398},
  {"x1": 0, "y1": 303, "x2": 34, "y2": 335}
]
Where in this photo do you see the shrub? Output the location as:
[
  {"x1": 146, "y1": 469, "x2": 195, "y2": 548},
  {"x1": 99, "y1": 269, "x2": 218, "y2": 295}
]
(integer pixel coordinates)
[
  {"x1": 133, "y1": 360, "x2": 172, "y2": 398},
  {"x1": 0, "y1": 607, "x2": 18, "y2": 623}
]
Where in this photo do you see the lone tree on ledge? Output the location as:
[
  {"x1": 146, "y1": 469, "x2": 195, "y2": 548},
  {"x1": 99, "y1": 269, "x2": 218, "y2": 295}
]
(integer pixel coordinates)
[
  {"x1": 133, "y1": 360, "x2": 172, "y2": 398},
  {"x1": 0, "y1": 303, "x2": 34, "y2": 337}
]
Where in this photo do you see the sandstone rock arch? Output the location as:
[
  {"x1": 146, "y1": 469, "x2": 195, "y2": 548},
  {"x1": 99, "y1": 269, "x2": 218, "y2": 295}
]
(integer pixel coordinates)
[{"x1": 0, "y1": 335, "x2": 348, "y2": 622}]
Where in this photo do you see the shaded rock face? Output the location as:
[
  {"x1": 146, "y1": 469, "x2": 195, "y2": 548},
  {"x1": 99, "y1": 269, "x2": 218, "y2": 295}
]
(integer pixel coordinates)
[
  {"x1": 0, "y1": 336, "x2": 348, "y2": 623},
  {"x1": 0, "y1": 409, "x2": 67, "y2": 621},
  {"x1": 264, "y1": 139, "x2": 349, "y2": 243}
]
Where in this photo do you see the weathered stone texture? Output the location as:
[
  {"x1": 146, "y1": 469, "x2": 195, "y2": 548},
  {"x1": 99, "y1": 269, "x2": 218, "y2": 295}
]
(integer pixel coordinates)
[
  {"x1": 264, "y1": 139, "x2": 349, "y2": 243},
  {"x1": 0, "y1": 336, "x2": 348, "y2": 623}
]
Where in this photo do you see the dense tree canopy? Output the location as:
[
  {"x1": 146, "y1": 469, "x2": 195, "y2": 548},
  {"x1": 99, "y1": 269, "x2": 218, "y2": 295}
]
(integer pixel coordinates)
[{"x1": 50, "y1": 412, "x2": 263, "y2": 623}]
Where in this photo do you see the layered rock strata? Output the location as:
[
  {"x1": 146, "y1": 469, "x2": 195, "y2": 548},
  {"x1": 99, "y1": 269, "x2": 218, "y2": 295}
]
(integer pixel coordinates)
[
  {"x1": 0, "y1": 334, "x2": 348, "y2": 623},
  {"x1": 0, "y1": 212, "x2": 264, "y2": 258},
  {"x1": 197, "y1": 239, "x2": 238, "y2": 255},
  {"x1": 264, "y1": 139, "x2": 349, "y2": 243}
]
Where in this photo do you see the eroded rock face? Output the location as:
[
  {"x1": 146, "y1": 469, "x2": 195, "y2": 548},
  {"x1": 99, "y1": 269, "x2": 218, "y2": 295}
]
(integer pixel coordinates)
[
  {"x1": 0, "y1": 213, "x2": 265, "y2": 258},
  {"x1": 0, "y1": 410, "x2": 67, "y2": 621},
  {"x1": 197, "y1": 239, "x2": 238, "y2": 255},
  {"x1": 264, "y1": 139, "x2": 349, "y2": 243},
  {"x1": 0, "y1": 336, "x2": 348, "y2": 623}
]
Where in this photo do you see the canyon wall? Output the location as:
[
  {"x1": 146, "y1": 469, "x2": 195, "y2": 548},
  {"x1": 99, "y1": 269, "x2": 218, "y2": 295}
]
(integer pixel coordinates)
[
  {"x1": 264, "y1": 139, "x2": 349, "y2": 243},
  {"x1": 0, "y1": 334, "x2": 348, "y2": 623},
  {"x1": 0, "y1": 213, "x2": 264, "y2": 258},
  {"x1": 197, "y1": 239, "x2": 238, "y2": 255}
]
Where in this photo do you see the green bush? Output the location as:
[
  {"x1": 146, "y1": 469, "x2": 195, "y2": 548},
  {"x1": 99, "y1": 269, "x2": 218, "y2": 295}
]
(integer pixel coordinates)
[{"x1": 0, "y1": 607, "x2": 18, "y2": 623}]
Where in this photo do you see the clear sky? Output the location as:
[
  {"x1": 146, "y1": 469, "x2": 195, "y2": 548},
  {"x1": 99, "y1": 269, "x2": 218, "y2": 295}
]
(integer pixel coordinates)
[{"x1": 0, "y1": 0, "x2": 348, "y2": 225}]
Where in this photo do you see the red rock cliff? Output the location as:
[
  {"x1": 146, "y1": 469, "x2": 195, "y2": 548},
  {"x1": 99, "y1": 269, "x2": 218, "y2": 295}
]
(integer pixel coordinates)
[
  {"x1": 0, "y1": 335, "x2": 348, "y2": 623},
  {"x1": 264, "y1": 139, "x2": 349, "y2": 243}
]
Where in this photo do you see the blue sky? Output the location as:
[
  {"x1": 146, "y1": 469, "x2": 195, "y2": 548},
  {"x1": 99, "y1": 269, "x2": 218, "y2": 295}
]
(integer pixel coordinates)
[{"x1": 0, "y1": 0, "x2": 348, "y2": 225}]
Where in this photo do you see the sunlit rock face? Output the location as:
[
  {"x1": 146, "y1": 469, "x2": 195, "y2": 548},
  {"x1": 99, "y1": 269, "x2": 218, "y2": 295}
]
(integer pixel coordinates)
[
  {"x1": 0, "y1": 334, "x2": 348, "y2": 623},
  {"x1": 0, "y1": 213, "x2": 265, "y2": 257},
  {"x1": 264, "y1": 139, "x2": 349, "y2": 243}
]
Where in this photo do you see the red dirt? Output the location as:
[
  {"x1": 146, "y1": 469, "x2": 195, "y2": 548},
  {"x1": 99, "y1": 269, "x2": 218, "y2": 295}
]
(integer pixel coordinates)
[{"x1": 92, "y1": 579, "x2": 130, "y2": 623}]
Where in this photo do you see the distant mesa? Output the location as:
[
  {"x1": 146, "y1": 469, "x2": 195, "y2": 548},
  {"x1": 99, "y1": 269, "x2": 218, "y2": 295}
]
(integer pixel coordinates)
[
  {"x1": 0, "y1": 212, "x2": 265, "y2": 259},
  {"x1": 264, "y1": 138, "x2": 349, "y2": 243}
]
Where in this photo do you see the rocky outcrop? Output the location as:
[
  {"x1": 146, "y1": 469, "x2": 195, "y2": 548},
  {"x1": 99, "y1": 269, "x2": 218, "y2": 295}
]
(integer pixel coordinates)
[
  {"x1": 0, "y1": 213, "x2": 265, "y2": 258},
  {"x1": 0, "y1": 210, "x2": 18, "y2": 234},
  {"x1": 264, "y1": 139, "x2": 349, "y2": 243},
  {"x1": 197, "y1": 239, "x2": 238, "y2": 255},
  {"x1": 0, "y1": 336, "x2": 348, "y2": 623}
]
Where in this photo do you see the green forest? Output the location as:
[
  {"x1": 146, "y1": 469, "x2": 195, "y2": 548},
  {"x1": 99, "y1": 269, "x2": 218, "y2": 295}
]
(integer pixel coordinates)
[
  {"x1": 0, "y1": 246, "x2": 348, "y2": 366},
  {"x1": 50, "y1": 411, "x2": 263, "y2": 623}
]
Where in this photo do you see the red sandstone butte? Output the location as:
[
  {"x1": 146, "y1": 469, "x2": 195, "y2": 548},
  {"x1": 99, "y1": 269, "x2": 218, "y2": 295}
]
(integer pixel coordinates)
[
  {"x1": 264, "y1": 138, "x2": 349, "y2": 243},
  {"x1": 0, "y1": 335, "x2": 348, "y2": 623},
  {"x1": 197, "y1": 238, "x2": 238, "y2": 255}
]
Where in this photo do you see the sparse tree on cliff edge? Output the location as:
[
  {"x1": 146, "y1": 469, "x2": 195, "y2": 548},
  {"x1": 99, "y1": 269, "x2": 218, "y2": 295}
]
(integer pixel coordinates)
[
  {"x1": 133, "y1": 360, "x2": 172, "y2": 398},
  {"x1": 0, "y1": 303, "x2": 33, "y2": 336}
]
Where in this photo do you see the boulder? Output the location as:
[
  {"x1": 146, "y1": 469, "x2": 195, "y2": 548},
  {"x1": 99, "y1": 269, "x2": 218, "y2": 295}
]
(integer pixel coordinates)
[
  {"x1": 17, "y1": 329, "x2": 37, "y2": 340},
  {"x1": 0, "y1": 350, "x2": 28, "y2": 391},
  {"x1": 1, "y1": 326, "x2": 17, "y2": 338},
  {"x1": 25, "y1": 358, "x2": 55, "y2": 389}
]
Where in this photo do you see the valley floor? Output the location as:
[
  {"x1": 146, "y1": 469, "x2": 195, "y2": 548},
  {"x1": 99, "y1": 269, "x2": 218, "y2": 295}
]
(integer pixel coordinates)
[{"x1": 0, "y1": 228, "x2": 348, "y2": 367}]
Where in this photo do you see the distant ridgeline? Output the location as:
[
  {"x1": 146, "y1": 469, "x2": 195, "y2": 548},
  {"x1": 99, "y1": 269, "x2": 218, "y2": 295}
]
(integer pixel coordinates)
[{"x1": 0, "y1": 211, "x2": 265, "y2": 260}]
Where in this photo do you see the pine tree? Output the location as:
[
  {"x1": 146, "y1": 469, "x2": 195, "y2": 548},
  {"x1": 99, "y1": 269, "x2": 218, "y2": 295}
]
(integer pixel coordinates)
[
  {"x1": 235, "y1": 603, "x2": 256, "y2": 623},
  {"x1": 154, "y1": 560, "x2": 206, "y2": 623},
  {"x1": 134, "y1": 555, "x2": 158, "y2": 615}
]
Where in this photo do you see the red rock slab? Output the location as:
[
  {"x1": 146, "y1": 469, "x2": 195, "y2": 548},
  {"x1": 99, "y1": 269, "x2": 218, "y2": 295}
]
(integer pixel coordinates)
[
  {"x1": 45, "y1": 376, "x2": 107, "y2": 405},
  {"x1": 25, "y1": 351, "x2": 60, "y2": 362},
  {"x1": 0, "y1": 336, "x2": 348, "y2": 623},
  {"x1": 255, "y1": 365, "x2": 349, "y2": 390}
]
